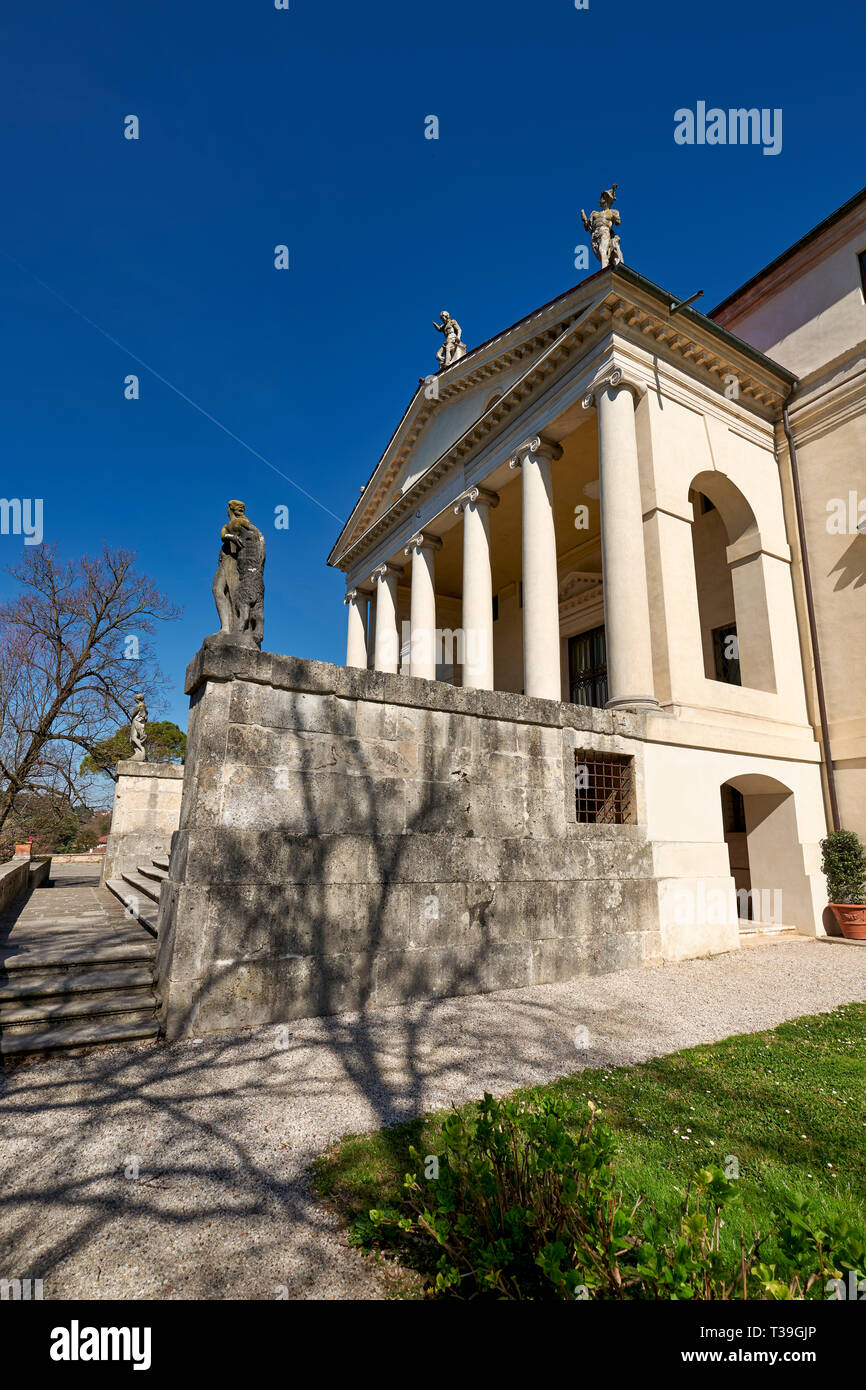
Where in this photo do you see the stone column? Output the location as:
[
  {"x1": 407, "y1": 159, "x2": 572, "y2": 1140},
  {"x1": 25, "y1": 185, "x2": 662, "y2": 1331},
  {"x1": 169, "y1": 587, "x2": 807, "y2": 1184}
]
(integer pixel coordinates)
[
  {"x1": 454, "y1": 486, "x2": 499, "y2": 690},
  {"x1": 584, "y1": 369, "x2": 658, "y2": 710},
  {"x1": 509, "y1": 435, "x2": 563, "y2": 700},
  {"x1": 404, "y1": 532, "x2": 442, "y2": 680},
  {"x1": 371, "y1": 563, "x2": 402, "y2": 674},
  {"x1": 344, "y1": 588, "x2": 369, "y2": 669}
]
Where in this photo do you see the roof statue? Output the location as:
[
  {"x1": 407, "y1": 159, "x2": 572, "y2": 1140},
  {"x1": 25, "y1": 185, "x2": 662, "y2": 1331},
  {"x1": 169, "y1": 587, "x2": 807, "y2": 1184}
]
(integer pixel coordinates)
[
  {"x1": 433, "y1": 310, "x2": 467, "y2": 370},
  {"x1": 580, "y1": 185, "x2": 623, "y2": 269}
]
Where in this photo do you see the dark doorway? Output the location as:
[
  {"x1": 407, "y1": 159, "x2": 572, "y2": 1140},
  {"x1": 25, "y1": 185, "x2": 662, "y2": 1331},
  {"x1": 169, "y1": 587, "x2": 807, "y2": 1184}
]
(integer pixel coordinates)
[{"x1": 721, "y1": 784, "x2": 751, "y2": 919}]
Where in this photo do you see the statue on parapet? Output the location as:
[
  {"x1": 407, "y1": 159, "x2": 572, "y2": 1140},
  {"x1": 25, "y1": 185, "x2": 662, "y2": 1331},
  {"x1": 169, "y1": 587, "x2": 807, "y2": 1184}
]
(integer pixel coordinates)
[
  {"x1": 212, "y1": 499, "x2": 266, "y2": 649},
  {"x1": 580, "y1": 186, "x2": 623, "y2": 269},
  {"x1": 433, "y1": 310, "x2": 466, "y2": 370},
  {"x1": 130, "y1": 694, "x2": 147, "y2": 762}
]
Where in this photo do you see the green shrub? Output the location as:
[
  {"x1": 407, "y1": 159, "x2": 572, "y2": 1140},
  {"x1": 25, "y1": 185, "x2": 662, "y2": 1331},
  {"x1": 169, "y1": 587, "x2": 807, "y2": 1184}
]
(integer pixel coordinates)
[
  {"x1": 821, "y1": 829, "x2": 866, "y2": 905},
  {"x1": 365, "y1": 1094, "x2": 865, "y2": 1300}
]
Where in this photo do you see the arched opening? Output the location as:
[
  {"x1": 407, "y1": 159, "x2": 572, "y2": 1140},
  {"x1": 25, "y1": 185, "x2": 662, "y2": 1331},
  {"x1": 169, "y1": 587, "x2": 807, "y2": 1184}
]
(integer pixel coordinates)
[
  {"x1": 720, "y1": 773, "x2": 814, "y2": 931},
  {"x1": 689, "y1": 471, "x2": 776, "y2": 692}
]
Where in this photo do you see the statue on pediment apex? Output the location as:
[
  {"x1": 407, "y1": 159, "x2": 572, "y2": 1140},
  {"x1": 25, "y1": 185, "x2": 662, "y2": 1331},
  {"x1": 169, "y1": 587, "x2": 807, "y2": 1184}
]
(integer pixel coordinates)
[
  {"x1": 580, "y1": 186, "x2": 623, "y2": 269},
  {"x1": 433, "y1": 310, "x2": 466, "y2": 370}
]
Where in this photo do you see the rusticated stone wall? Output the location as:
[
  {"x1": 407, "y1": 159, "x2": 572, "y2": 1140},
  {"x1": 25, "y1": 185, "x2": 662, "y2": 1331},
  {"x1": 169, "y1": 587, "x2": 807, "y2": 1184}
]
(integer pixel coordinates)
[{"x1": 156, "y1": 640, "x2": 662, "y2": 1038}]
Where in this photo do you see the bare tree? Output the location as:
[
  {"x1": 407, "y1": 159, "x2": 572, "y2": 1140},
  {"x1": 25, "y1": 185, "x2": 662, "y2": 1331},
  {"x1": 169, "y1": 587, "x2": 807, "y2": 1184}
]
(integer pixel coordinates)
[{"x1": 0, "y1": 545, "x2": 180, "y2": 834}]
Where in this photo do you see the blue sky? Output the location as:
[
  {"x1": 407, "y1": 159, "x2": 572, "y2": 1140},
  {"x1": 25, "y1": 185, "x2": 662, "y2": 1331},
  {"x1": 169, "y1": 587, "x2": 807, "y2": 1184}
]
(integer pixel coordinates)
[{"x1": 1, "y1": 0, "x2": 863, "y2": 730}]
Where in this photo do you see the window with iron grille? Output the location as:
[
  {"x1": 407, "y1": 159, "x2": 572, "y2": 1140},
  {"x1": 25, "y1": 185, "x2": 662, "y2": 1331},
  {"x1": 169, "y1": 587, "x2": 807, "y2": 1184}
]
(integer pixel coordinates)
[
  {"x1": 574, "y1": 750, "x2": 636, "y2": 825},
  {"x1": 568, "y1": 625, "x2": 608, "y2": 708}
]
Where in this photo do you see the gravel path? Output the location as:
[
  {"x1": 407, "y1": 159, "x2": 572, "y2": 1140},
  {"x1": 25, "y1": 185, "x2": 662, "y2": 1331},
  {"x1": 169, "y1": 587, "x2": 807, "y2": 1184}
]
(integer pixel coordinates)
[{"x1": 1, "y1": 938, "x2": 864, "y2": 1300}]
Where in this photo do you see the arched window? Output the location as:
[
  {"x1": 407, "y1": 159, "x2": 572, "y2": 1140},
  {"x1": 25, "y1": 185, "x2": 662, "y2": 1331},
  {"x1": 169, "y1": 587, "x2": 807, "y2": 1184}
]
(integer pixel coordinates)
[{"x1": 689, "y1": 472, "x2": 776, "y2": 693}]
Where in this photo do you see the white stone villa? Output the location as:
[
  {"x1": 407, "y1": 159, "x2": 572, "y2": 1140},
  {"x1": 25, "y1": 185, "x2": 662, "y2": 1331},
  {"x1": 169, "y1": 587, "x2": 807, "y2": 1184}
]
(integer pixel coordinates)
[{"x1": 328, "y1": 187, "x2": 866, "y2": 953}]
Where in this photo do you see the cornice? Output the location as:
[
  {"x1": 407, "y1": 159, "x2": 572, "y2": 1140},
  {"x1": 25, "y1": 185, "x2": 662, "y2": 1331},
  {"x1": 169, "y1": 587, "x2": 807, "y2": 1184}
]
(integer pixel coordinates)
[{"x1": 784, "y1": 350, "x2": 866, "y2": 447}]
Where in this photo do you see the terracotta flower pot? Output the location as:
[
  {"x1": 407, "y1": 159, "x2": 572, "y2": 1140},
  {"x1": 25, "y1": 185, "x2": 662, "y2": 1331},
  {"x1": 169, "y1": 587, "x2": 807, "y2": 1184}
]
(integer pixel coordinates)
[{"x1": 829, "y1": 903, "x2": 866, "y2": 940}]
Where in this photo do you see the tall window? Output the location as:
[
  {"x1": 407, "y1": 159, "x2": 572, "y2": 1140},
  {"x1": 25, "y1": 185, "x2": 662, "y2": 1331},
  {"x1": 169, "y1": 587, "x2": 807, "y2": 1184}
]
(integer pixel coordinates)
[
  {"x1": 569, "y1": 625, "x2": 608, "y2": 708},
  {"x1": 712, "y1": 622, "x2": 741, "y2": 685}
]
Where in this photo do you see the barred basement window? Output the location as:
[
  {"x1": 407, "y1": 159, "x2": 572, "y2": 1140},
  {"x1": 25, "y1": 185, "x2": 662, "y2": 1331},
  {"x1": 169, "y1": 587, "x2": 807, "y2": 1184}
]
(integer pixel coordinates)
[{"x1": 574, "y1": 751, "x2": 636, "y2": 825}]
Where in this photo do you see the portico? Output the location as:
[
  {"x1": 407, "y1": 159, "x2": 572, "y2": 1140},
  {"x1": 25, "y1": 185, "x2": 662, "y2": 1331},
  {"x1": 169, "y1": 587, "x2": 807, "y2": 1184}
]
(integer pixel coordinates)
[{"x1": 340, "y1": 354, "x2": 663, "y2": 714}]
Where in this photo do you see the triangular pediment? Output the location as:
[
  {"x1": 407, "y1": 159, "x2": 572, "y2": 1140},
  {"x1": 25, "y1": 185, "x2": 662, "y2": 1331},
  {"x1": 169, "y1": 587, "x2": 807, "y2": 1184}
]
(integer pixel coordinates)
[{"x1": 328, "y1": 276, "x2": 610, "y2": 565}]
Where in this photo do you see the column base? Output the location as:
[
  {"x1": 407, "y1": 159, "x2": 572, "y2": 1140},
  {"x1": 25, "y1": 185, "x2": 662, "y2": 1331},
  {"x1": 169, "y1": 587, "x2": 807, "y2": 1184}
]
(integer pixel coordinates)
[{"x1": 605, "y1": 695, "x2": 660, "y2": 711}]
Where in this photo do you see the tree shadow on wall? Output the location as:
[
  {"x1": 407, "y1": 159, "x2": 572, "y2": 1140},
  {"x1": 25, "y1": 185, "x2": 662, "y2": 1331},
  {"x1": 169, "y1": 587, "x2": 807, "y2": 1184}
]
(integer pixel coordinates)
[{"x1": 829, "y1": 533, "x2": 866, "y2": 591}]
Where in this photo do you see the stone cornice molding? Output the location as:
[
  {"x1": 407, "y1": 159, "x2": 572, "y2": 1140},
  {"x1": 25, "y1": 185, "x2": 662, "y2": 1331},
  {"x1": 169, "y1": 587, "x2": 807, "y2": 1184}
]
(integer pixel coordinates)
[
  {"x1": 453, "y1": 486, "x2": 500, "y2": 516},
  {"x1": 784, "y1": 355, "x2": 866, "y2": 447},
  {"x1": 370, "y1": 562, "x2": 403, "y2": 583},
  {"x1": 581, "y1": 366, "x2": 646, "y2": 410},
  {"x1": 507, "y1": 434, "x2": 564, "y2": 470},
  {"x1": 404, "y1": 531, "x2": 444, "y2": 556}
]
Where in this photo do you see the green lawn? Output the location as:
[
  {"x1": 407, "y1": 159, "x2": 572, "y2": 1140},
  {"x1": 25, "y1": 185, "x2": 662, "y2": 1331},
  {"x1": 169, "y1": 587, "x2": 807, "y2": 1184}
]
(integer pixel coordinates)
[{"x1": 310, "y1": 1002, "x2": 866, "y2": 1286}]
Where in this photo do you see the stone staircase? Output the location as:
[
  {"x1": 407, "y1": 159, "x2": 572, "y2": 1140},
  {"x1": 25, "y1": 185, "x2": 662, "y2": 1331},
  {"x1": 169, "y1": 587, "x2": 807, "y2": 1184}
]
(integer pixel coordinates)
[
  {"x1": 0, "y1": 861, "x2": 165, "y2": 1060},
  {"x1": 105, "y1": 855, "x2": 170, "y2": 935}
]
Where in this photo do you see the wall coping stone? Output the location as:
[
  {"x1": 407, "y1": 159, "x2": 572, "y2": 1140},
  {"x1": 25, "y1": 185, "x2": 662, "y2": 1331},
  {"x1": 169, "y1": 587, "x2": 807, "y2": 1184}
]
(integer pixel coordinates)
[
  {"x1": 116, "y1": 760, "x2": 185, "y2": 780},
  {"x1": 184, "y1": 640, "x2": 647, "y2": 739}
]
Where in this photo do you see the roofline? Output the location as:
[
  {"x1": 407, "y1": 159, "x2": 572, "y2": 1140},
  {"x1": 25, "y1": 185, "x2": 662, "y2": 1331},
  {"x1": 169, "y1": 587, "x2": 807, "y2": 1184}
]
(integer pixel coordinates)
[{"x1": 709, "y1": 185, "x2": 866, "y2": 319}]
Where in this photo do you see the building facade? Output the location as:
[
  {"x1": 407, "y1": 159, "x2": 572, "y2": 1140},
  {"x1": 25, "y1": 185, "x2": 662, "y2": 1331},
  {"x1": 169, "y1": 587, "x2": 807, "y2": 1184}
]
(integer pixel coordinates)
[{"x1": 329, "y1": 193, "x2": 866, "y2": 953}]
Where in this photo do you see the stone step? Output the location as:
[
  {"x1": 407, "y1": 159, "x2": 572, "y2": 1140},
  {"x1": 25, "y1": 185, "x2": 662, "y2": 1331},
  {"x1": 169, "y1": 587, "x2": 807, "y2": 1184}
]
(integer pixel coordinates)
[
  {"x1": 120, "y1": 870, "x2": 161, "y2": 905},
  {"x1": 0, "y1": 1015, "x2": 160, "y2": 1058},
  {"x1": 0, "y1": 988, "x2": 157, "y2": 1034},
  {"x1": 0, "y1": 965, "x2": 154, "y2": 1004},
  {"x1": 152, "y1": 857, "x2": 170, "y2": 872},
  {"x1": 105, "y1": 880, "x2": 158, "y2": 936},
  {"x1": 0, "y1": 937, "x2": 156, "y2": 974},
  {"x1": 739, "y1": 923, "x2": 798, "y2": 937},
  {"x1": 137, "y1": 863, "x2": 168, "y2": 883}
]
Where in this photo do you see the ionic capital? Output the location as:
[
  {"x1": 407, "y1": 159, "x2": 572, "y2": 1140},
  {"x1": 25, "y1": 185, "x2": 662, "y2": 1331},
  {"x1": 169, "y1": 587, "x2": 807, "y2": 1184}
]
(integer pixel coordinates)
[
  {"x1": 508, "y1": 434, "x2": 563, "y2": 471},
  {"x1": 453, "y1": 485, "x2": 500, "y2": 516},
  {"x1": 581, "y1": 366, "x2": 646, "y2": 410},
  {"x1": 370, "y1": 562, "x2": 403, "y2": 584},
  {"x1": 344, "y1": 587, "x2": 370, "y2": 605},
  {"x1": 404, "y1": 531, "x2": 443, "y2": 557}
]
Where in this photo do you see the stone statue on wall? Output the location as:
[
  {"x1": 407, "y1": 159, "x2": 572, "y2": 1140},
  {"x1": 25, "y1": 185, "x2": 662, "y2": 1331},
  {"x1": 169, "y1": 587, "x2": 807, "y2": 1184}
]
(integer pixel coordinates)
[
  {"x1": 433, "y1": 310, "x2": 466, "y2": 370},
  {"x1": 580, "y1": 186, "x2": 623, "y2": 269},
  {"x1": 212, "y1": 499, "x2": 266, "y2": 649},
  {"x1": 130, "y1": 694, "x2": 147, "y2": 762}
]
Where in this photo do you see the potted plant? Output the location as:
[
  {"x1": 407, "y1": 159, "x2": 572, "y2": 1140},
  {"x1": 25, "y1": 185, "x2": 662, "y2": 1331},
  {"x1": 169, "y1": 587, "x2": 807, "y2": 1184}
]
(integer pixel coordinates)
[{"x1": 820, "y1": 829, "x2": 866, "y2": 940}]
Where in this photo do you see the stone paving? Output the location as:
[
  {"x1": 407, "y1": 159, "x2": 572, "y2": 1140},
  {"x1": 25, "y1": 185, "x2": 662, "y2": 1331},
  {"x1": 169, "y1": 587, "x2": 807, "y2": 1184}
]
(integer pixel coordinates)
[
  {"x1": 0, "y1": 935, "x2": 864, "y2": 1299},
  {"x1": 0, "y1": 862, "x2": 148, "y2": 966}
]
